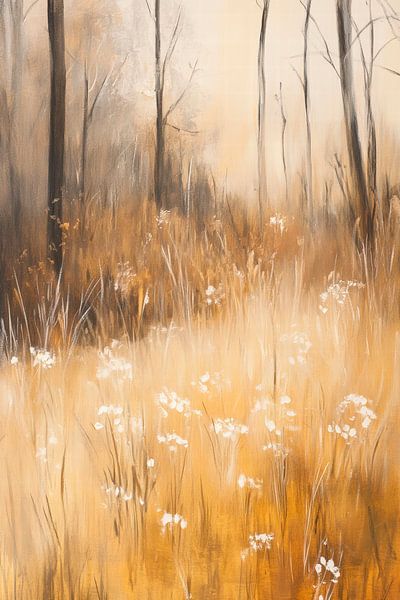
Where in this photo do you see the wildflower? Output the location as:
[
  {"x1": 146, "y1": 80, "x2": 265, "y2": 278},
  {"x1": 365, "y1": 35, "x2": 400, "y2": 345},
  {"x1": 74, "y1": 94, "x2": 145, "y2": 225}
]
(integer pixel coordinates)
[
  {"x1": 212, "y1": 418, "x2": 248, "y2": 439},
  {"x1": 328, "y1": 393, "x2": 376, "y2": 443},
  {"x1": 319, "y1": 279, "x2": 365, "y2": 314},
  {"x1": 315, "y1": 555, "x2": 341, "y2": 583},
  {"x1": 241, "y1": 532, "x2": 274, "y2": 558},
  {"x1": 156, "y1": 209, "x2": 171, "y2": 227},
  {"x1": 263, "y1": 442, "x2": 289, "y2": 457},
  {"x1": 157, "y1": 432, "x2": 189, "y2": 451},
  {"x1": 160, "y1": 512, "x2": 187, "y2": 532},
  {"x1": 205, "y1": 284, "x2": 225, "y2": 306},
  {"x1": 94, "y1": 422, "x2": 104, "y2": 431},
  {"x1": 269, "y1": 213, "x2": 287, "y2": 234},
  {"x1": 281, "y1": 331, "x2": 312, "y2": 366},
  {"x1": 104, "y1": 484, "x2": 133, "y2": 502},
  {"x1": 191, "y1": 371, "x2": 228, "y2": 394},
  {"x1": 10, "y1": 356, "x2": 18, "y2": 366},
  {"x1": 156, "y1": 389, "x2": 198, "y2": 418},
  {"x1": 147, "y1": 458, "x2": 155, "y2": 468},
  {"x1": 96, "y1": 346, "x2": 133, "y2": 381},
  {"x1": 265, "y1": 419, "x2": 276, "y2": 432},
  {"x1": 30, "y1": 347, "x2": 56, "y2": 369},
  {"x1": 237, "y1": 474, "x2": 263, "y2": 490}
]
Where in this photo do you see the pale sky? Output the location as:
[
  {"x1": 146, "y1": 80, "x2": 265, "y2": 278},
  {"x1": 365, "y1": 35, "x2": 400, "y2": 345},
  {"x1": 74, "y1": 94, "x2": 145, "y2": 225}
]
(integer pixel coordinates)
[{"x1": 28, "y1": 0, "x2": 400, "y2": 201}]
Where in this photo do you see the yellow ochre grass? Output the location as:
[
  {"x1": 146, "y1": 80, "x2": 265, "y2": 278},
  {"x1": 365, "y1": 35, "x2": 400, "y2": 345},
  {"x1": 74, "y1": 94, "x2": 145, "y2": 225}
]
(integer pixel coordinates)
[{"x1": 1, "y1": 202, "x2": 399, "y2": 599}]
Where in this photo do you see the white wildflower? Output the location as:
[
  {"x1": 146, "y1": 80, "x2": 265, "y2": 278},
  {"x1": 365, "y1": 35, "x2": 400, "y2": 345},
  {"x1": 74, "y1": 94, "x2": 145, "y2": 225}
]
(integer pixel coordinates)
[
  {"x1": 212, "y1": 418, "x2": 248, "y2": 440},
  {"x1": 160, "y1": 511, "x2": 187, "y2": 532},
  {"x1": 237, "y1": 474, "x2": 263, "y2": 490},
  {"x1": 30, "y1": 347, "x2": 56, "y2": 369}
]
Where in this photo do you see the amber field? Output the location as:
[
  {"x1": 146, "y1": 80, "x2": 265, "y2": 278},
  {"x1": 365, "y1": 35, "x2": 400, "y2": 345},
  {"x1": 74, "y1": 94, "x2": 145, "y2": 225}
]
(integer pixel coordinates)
[{"x1": 0, "y1": 198, "x2": 397, "y2": 600}]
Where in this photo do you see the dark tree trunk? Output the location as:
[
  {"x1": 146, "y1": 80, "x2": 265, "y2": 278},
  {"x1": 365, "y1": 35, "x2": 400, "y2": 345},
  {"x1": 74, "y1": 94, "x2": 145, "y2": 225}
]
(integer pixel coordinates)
[
  {"x1": 80, "y1": 64, "x2": 89, "y2": 203},
  {"x1": 257, "y1": 0, "x2": 270, "y2": 229},
  {"x1": 154, "y1": 0, "x2": 164, "y2": 210},
  {"x1": 47, "y1": 0, "x2": 66, "y2": 274},
  {"x1": 10, "y1": 0, "x2": 23, "y2": 231},
  {"x1": 336, "y1": 0, "x2": 373, "y2": 242}
]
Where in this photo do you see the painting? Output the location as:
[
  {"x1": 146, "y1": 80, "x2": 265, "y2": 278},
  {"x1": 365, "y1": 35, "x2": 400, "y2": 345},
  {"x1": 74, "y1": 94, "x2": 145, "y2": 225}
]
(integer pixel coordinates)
[{"x1": 0, "y1": 0, "x2": 399, "y2": 598}]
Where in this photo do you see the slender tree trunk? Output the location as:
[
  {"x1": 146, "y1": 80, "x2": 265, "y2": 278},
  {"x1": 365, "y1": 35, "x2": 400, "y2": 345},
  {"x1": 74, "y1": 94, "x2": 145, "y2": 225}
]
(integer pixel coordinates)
[
  {"x1": 278, "y1": 82, "x2": 288, "y2": 207},
  {"x1": 9, "y1": 0, "x2": 23, "y2": 231},
  {"x1": 336, "y1": 0, "x2": 373, "y2": 242},
  {"x1": 366, "y1": 0, "x2": 377, "y2": 214},
  {"x1": 257, "y1": 0, "x2": 270, "y2": 229},
  {"x1": 303, "y1": 0, "x2": 313, "y2": 220},
  {"x1": 154, "y1": 0, "x2": 164, "y2": 210},
  {"x1": 80, "y1": 63, "x2": 89, "y2": 203},
  {"x1": 47, "y1": 0, "x2": 66, "y2": 274}
]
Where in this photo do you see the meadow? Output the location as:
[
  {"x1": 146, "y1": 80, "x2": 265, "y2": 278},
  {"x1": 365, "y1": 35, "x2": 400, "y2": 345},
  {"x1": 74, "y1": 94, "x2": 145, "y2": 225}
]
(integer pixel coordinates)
[{"x1": 0, "y1": 200, "x2": 399, "y2": 599}]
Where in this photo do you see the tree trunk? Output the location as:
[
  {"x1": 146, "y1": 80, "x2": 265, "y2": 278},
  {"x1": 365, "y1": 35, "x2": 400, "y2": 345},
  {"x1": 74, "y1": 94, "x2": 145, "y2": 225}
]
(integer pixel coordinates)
[
  {"x1": 303, "y1": 0, "x2": 313, "y2": 220},
  {"x1": 336, "y1": 0, "x2": 373, "y2": 242},
  {"x1": 154, "y1": 0, "x2": 164, "y2": 210},
  {"x1": 10, "y1": 0, "x2": 23, "y2": 231},
  {"x1": 80, "y1": 64, "x2": 89, "y2": 204},
  {"x1": 257, "y1": 0, "x2": 270, "y2": 229},
  {"x1": 47, "y1": 0, "x2": 66, "y2": 274}
]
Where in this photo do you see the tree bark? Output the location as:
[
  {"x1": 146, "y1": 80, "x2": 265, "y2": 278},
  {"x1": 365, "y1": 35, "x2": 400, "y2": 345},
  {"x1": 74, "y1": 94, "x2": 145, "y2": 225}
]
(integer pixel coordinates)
[
  {"x1": 47, "y1": 0, "x2": 66, "y2": 274},
  {"x1": 257, "y1": 0, "x2": 270, "y2": 229},
  {"x1": 336, "y1": 0, "x2": 373, "y2": 242},
  {"x1": 9, "y1": 0, "x2": 23, "y2": 231},
  {"x1": 154, "y1": 0, "x2": 164, "y2": 210}
]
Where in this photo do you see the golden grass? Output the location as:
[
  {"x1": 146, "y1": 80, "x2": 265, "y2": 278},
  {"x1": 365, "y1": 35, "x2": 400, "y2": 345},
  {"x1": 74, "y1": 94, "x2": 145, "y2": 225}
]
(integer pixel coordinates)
[{"x1": 0, "y1": 204, "x2": 399, "y2": 598}]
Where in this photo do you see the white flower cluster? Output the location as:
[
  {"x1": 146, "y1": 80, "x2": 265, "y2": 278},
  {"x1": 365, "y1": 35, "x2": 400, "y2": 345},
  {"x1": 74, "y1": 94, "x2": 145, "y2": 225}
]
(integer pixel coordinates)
[
  {"x1": 156, "y1": 209, "x2": 171, "y2": 227},
  {"x1": 160, "y1": 511, "x2": 187, "y2": 532},
  {"x1": 205, "y1": 284, "x2": 224, "y2": 306},
  {"x1": 269, "y1": 213, "x2": 287, "y2": 234},
  {"x1": 96, "y1": 345, "x2": 133, "y2": 381},
  {"x1": 94, "y1": 404, "x2": 124, "y2": 433},
  {"x1": 103, "y1": 484, "x2": 133, "y2": 502},
  {"x1": 241, "y1": 532, "x2": 274, "y2": 559},
  {"x1": 251, "y1": 394, "x2": 295, "y2": 456},
  {"x1": 114, "y1": 262, "x2": 136, "y2": 295},
  {"x1": 315, "y1": 555, "x2": 341, "y2": 583},
  {"x1": 328, "y1": 393, "x2": 376, "y2": 443},
  {"x1": 263, "y1": 441, "x2": 289, "y2": 457},
  {"x1": 191, "y1": 371, "x2": 229, "y2": 394},
  {"x1": 30, "y1": 347, "x2": 56, "y2": 369},
  {"x1": 319, "y1": 279, "x2": 365, "y2": 314},
  {"x1": 281, "y1": 331, "x2": 312, "y2": 366},
  {"x1": 157, "y1": 432, "x2": 189, "y2": 452},
  {"x1": 212, "y1": 418, "x2": 248, "y2": 440},
  {"x1": 237, "y1": 474, "x2": 263, "y2": 490},
  {"x1": 156, "y1": 389, "x2": 201, "y2": 418}
]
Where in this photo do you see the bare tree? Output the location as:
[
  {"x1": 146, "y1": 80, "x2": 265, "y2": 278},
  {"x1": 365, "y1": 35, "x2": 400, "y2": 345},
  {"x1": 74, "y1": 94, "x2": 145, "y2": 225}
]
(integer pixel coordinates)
[
  {"x1": 275, "y1": 82, "x2": 288, "y2": 206},
  {"x1": 303, "y1": 0, "x2": 313, "y2": 219},
  {"x1": 147, "y1": 1, "x2": 197, "y2": 211},
  {"x1": 154, "y1": 0, "x2": 164, "y2": 210},
  {"x1": 336, "y1": 0, "x2": 373, "y2": 242},
  {"x1": 9, "y1": 0, "x2": 23, "y2": 230},
  {"x1": 257, "y1": 0, "x2": 271, "y2": 229},
  {"x1": 47, "y1": 0, "x2": 66, "y2": 274}
]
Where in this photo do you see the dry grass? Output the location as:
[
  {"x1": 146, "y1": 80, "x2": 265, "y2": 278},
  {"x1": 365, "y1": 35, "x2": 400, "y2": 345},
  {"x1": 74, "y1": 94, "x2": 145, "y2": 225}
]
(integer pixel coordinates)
[{"x1": 0, "y1": 202, "x2": 399, "y2": 599}]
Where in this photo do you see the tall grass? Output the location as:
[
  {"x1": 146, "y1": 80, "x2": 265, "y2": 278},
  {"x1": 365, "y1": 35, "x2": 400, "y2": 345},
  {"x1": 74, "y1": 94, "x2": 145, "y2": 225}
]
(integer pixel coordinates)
[{"x1": 0, "y1": 198, "x2": 399, "y2": 598}]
